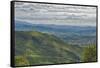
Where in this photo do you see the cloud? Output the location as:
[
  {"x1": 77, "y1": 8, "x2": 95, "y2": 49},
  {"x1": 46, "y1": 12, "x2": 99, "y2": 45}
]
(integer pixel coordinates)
[{"x1": 14, "y1": 2, "x2": 96, "y2": 26}]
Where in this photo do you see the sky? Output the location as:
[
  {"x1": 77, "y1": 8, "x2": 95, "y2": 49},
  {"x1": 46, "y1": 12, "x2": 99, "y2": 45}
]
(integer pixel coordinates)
[{"x1": 15, "y1": 2, "x2": 97, "y2": 26}]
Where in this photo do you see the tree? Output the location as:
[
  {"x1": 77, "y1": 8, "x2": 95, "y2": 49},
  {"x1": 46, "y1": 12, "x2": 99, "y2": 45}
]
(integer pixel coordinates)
[{"x1": 81, "y1": 45, "x2": 97, "y2": 62}]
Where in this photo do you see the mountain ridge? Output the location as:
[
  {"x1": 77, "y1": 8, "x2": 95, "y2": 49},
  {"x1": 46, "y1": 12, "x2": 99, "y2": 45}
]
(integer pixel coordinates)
[{"x1": 15, "y1": 31, "x2": 83, "y2": 66}]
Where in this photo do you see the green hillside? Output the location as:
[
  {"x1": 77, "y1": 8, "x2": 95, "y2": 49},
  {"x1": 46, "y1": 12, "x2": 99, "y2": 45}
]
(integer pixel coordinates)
[{"x1": 15, "y1": 31, "x2": 83, "y2": 66}]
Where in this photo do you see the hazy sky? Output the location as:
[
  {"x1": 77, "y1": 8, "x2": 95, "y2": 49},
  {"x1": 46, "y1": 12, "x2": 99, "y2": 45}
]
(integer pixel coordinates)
[{"x1": 15, "y1": 2, "x2": 96, "y2": 26}]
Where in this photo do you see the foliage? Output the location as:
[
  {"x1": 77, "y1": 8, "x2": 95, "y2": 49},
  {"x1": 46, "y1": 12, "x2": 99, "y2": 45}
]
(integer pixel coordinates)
[
  {"x1": 15, "y1": 56, "x2": 29, "y2": 66},
  {"x1": 81, "y1": 45, "x2": 97, "y2": 62}
]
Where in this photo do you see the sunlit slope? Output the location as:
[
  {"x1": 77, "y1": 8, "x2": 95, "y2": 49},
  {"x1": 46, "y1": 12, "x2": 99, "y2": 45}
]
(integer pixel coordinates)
[{"x1": 15, "y1": 31, "x2": 83, "y2": 66}]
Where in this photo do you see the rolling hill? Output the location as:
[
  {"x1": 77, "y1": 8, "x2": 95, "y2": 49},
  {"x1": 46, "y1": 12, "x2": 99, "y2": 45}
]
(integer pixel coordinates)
[{"x1": 15, "y1": 31, "x2": 83, "y2": 66}]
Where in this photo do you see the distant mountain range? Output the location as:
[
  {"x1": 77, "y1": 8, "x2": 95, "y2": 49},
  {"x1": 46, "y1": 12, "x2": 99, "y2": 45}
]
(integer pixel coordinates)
[
  {"x1": 15, "y1": 20, "x2": 96, "y2": 45},
  {"x1": 15, "y1": 20, "x2": 96, "y2": 31}
]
